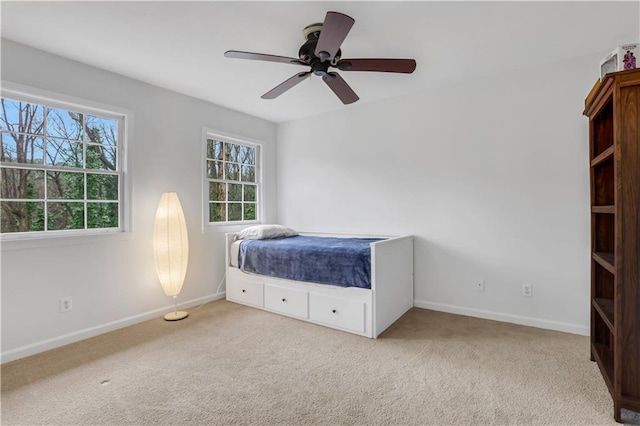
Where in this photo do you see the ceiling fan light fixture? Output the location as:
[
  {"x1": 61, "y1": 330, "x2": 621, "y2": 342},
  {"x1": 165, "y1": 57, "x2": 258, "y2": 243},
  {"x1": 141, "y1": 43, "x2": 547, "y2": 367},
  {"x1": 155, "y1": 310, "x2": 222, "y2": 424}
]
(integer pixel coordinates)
[{"x1": 310, "y1": 60, "x2": 330, "y2": 77}]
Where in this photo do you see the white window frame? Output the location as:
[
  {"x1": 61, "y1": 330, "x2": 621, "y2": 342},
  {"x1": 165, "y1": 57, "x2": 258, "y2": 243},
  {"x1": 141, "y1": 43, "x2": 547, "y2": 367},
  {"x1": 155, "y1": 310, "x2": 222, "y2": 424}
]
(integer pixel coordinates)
[
  {"x1": 0, "y1": 81, "x2": 131, "y2": 246},
  {"x1": 202, "y1": 127, "x2": 263, "y2": 231}
]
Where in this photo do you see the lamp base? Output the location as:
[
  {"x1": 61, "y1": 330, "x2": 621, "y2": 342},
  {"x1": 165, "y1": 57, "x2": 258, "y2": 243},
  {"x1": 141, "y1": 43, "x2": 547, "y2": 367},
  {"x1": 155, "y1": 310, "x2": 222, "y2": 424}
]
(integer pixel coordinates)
[{"x1": 164, "y1": 311, "x2": 188, "y2": 321}]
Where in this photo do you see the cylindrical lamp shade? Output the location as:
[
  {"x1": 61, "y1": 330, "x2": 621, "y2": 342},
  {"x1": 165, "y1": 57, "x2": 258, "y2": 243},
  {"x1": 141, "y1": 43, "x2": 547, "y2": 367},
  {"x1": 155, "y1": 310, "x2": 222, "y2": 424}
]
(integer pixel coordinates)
[{"x1": 153, "y1": 192, "x2": 189, "y2": 297}]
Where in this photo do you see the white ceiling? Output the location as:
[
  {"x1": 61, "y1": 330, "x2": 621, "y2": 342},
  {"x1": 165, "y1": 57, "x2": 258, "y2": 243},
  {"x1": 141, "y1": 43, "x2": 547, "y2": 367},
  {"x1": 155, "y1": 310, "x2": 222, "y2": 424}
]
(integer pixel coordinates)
[{"x1": 2, "y1": 1, "x2": 639, "y2": 123}]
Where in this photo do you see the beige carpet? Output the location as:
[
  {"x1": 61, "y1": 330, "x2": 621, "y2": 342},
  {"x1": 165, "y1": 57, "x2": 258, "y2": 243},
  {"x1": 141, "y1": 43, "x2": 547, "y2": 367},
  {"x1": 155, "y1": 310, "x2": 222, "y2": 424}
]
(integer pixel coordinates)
[{"x1": 2, "y1": 300, "x2": 639, "y2": 425}]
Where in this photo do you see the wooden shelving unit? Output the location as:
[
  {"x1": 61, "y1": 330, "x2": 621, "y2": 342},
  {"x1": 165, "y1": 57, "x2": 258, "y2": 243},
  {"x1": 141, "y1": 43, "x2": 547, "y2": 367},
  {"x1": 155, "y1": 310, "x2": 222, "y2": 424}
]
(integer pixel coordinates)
[{"x1": 584, "y1": 68, "x2": 640, "y2": 423}]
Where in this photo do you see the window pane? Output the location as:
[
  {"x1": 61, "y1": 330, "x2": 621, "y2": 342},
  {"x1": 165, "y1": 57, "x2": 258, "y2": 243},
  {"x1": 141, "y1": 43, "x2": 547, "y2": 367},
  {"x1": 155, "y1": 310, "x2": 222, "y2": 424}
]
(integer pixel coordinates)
[
  {"x1": 210, "y1": 202, "x2": 226, "y2": 222},
  {"x1": 47, "y1": 201, "x2": 84, "y2": 230},
  {"x1": 0, "y1": 201, "x2": 45, "y2": 232},
  {"x1": 225, "y1": 143, "x2": 240, "y2": 163},
  {"x1": 243, "y1": 203, "x2": 256, "y2": 221},
  {"x1": 86, "y1": 144, "x2": 116, "y2": 170},
  {"x1": 0, "y1": 99, "x2": 44, "y2": 135},
  {"x1": 1, "y1": 132, "x2": 44, "y2": 164},
  {"x1": 85, "y1": 115, "x2": 117, "y2": 146},
  {"x1": 87, "y1": 202, "x2": 118, "y2": 228},
  {"x1": 207, "y1": 160, "x2": 223, "y2": 179},
  {"x1": 47, "y1": 171, "x2": 84, "y2": 200},
  {"x1": 244, "y1": 184, "x2": 256, "y2": 202},
  {"x1": 228, "y1": 203, "x2": 242, "y2": 221},
  {"x1": 204, "y1": 138, "x2": 258, "y2": 226},
  {"x1": 46, "y1": 138, "x2": 83, "y2": 168},
  {"x1": 209, "y1": 181, "x2": 225, "y2": 201},
  {"x1": 207, "y1": 139, "x2": 223, "y2": 160},
  {"x1": 46, "y1": 108, "x2": 83, "y2": 140},
  {"x1": 1, "y1": 168, "x2": 44, "y2": 199},
  {"x1": 228, "y1": 183, "x2": 242, "y2": 201},
  {"x1": 206, "y1": 139, "x2": 213, "y2": 159},
  {"x1": 239, "y1": 145, "x2": 255, "y2": 165},
  {"x1": 241, "y1": 165, "x2": 255, "y2": 182},
  {"x1": 87, "y1": 173, "x2": 118, "y2": 200},
  {"x1": 225, "y1": 163, "x2": 239, "y2": 181},
  {"x1": 0, "y1": 97, "x2": 123, "y2": 235}
]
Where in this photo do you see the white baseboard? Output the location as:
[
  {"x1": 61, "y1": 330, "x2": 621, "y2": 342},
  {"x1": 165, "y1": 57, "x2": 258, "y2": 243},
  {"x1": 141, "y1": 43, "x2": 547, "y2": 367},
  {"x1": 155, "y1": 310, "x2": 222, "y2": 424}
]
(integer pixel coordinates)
[
  {"x1": 413, "y1": 299, "x2": 589, "y2": 336},
  {"x1": 3, "y1": 295, "x2": 587, "y2": 364},
  {"x1": 1, "y1": 292, "x2": 226, "y2": 364}
]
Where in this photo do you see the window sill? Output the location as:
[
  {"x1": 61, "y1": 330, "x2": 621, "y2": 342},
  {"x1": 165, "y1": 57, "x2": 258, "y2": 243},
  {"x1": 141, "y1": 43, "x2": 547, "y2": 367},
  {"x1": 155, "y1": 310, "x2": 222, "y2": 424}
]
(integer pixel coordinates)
[
  {"x1": 0, "y1": 230, "x2": 133, "y2": 251},
  {"x1": 202, "y1": 221, "x2": 262, "y2": 235}
]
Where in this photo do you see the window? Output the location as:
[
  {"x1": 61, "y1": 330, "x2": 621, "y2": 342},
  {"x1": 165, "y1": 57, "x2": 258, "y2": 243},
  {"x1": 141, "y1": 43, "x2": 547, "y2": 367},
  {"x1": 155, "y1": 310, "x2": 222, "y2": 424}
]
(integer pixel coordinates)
[
  {"x1": 0, "y1": 92, "x2": 125, "y2": 236},
  {"x1": 204, "y1": 132, "x2": 260, "y2": 224}
]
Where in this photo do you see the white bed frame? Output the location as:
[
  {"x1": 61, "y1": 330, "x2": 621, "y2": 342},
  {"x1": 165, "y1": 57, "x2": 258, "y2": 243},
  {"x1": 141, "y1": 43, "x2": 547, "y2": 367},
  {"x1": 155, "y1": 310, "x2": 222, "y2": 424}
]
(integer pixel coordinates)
[{"x1": 225, "y1": 232, "x2": 414, "y2": 338}]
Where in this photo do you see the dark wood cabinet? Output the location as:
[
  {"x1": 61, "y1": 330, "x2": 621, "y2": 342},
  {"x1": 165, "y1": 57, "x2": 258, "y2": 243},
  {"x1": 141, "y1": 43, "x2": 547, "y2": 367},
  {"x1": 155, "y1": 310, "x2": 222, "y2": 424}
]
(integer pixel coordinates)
[{"x1": 584, "y1": 68, "x2": 640, "y2": 423}]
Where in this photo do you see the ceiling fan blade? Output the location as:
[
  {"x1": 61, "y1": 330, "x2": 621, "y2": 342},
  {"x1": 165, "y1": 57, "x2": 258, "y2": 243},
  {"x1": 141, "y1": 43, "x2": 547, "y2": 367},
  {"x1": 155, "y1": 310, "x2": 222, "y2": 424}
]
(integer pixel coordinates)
[
  {"x1": 262, "y1": 72, "x2": 312, "y2": 99},
  {"x1": 335, "y1": 58, "x2": 417, "y2": 73},
  {"x1": 224, "y1": 50, "x2": 307, "y2": 66},
  {"x1": 322, "y1": 72, "x2": 359, "y2": 105},
  {"x1": 314, "y1": 12, "x2": 355, "y2": 62}
]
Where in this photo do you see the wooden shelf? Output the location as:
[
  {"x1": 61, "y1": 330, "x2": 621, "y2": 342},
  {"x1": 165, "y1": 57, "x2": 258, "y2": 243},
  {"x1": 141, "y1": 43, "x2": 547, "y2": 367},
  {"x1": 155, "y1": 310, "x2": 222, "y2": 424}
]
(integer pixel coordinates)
[
  {"x1": 591, "y1": 146, "x2": 614, "y2": 167},
  {"x1": 620, "y1": 397, "x2": 640, "y2": 414},
  {"x1": 592, "y1": 205, "x2": 615, "y2": 214},
  {"x1": 593, "y1": 252, "x2": 615, "y2": 274},
  {"x1": 593, "y1": 298, "x2": 615, "y2": 332},
  {"x1": 586, "y1": 68, "x2": 640, "y2": 422},
  {"x1": 592, "y1": 342, "x2": 614, "y2": 397}
]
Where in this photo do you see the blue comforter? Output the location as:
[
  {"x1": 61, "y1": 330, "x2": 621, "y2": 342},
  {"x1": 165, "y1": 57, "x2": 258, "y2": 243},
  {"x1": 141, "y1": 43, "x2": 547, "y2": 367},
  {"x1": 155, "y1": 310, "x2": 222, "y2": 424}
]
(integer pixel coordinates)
[{"x1": 238, "y1": 235, "x2": 384, "y2": 289}]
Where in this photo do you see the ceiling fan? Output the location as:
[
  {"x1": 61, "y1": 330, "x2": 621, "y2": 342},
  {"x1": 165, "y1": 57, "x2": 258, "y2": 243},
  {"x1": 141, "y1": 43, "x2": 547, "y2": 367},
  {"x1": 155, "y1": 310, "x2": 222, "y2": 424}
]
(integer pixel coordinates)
[{"x1": 224, "y1": 11, "x2": 417, "y2": 105}]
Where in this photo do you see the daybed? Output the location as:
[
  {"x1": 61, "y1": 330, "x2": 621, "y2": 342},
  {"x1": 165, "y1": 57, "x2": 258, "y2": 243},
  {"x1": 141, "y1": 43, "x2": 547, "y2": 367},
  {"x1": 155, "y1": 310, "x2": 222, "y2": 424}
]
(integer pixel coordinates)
[{"x1": 225, "y1": 228, "x2": 413, "y2": 338}]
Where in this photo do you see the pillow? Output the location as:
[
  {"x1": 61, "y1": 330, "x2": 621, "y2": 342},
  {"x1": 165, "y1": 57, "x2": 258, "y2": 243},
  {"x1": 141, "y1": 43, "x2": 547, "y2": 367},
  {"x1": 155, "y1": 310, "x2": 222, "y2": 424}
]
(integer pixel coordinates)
[{"x1": 236, "y1": 224, "x2": 298, "y2": 240}]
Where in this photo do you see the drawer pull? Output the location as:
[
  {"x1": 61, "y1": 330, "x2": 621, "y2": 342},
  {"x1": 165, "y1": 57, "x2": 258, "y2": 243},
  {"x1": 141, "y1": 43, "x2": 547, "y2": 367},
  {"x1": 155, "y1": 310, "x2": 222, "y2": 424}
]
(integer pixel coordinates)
[
  {"x1": 242, "y1": 289, "x2": 246, "y2": 293},
  {"x1": 282, "y1": 298, "x2": 287, "y2": 302},
  {"x1": 332, "y1": 309, "x2": 337, "y2": 314}
]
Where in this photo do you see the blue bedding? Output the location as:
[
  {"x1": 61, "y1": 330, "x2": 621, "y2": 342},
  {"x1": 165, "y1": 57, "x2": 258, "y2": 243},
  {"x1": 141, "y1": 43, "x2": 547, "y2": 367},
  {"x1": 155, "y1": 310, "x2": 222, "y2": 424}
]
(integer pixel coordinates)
[{"x1": 238, "y1": 235, "x2": 384, "y2": 289}]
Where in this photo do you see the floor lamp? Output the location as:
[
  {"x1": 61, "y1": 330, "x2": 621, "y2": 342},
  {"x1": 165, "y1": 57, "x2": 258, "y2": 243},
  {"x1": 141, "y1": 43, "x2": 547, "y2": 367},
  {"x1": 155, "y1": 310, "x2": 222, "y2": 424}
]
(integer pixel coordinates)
[{"x1": 153, "y1": 192, "x2": 189, "y2": 321}]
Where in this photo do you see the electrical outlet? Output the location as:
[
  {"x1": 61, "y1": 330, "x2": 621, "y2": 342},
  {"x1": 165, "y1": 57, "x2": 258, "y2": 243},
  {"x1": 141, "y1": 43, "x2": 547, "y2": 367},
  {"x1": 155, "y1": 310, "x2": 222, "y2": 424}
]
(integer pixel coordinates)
[
  {"x1": 60, "y1": 297, "x2": 72, "y2": 312},
  {"x1": 522, "y1": 284, "x2": 532, "y2": 297},
  {"x1": 473, "y1": 280, "x2": 485, "y2": 292}
]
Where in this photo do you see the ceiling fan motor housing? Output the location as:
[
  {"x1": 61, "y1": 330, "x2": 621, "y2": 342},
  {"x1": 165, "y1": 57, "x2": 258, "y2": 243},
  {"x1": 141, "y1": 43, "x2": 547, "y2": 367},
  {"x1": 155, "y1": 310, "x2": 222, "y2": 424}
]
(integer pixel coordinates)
[{"x1": 299, "y1": 24, "x2": 341, "y2": 66}]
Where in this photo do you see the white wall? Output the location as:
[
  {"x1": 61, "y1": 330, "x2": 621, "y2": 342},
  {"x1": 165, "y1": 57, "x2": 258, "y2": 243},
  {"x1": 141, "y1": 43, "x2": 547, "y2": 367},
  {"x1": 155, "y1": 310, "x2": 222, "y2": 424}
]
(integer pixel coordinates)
[
  {"x1": 0, "y1": 40, "x2": 277, "y2": 362},
  {"x1": 0, "y1": 35, "x2": 627, "y2": 362},
  {"x1": 277, "y1": 54, "x2": 601, "y2": 334}
]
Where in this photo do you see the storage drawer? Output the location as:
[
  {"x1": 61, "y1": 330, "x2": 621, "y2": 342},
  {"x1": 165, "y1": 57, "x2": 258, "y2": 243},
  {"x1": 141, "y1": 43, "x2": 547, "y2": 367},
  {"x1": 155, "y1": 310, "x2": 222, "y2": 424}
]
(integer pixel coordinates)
[
  {"x1": 309, "y1": 293, "x2": 365, "y2": 333},
  {"x1": 227, "y1": 278, "x2": 264, "y2": 308},
  {"x1": 264, "y1": 285, "x2": 308, "y2": 319}
]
